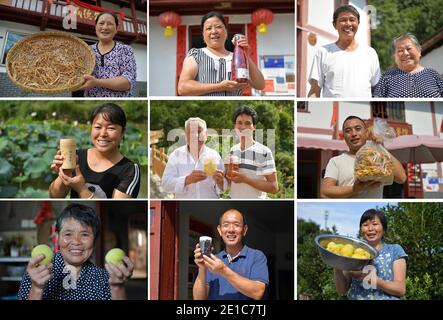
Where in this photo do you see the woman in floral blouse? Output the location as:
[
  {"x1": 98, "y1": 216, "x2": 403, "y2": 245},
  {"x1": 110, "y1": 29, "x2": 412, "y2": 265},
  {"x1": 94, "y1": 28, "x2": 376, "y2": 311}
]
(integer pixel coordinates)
[
  {"x1": 80, "y1": 12, "x2": 137, "y2": 97},
  {"x1": 333, "y1": 209, "x2": 408, "y2": 300}
]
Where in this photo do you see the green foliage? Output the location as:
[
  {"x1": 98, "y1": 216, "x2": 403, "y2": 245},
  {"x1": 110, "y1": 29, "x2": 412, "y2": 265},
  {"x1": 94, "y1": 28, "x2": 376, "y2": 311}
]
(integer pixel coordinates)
[
  {"x1": 0, "y1": 100, "x2": 147, "y2": 124},
  {"x1": 405, "y1": 273, "x2": 433, "y2": 300},
  {"x1": 0, "y1": 117, "x2": 148, "y2": 198},
  {"x1": 150, "y1": 100, "x2": 294, "y2": 196},
  {"x1": 298, "y1": 203, "x2": 443, "y2": 300},
  {"x1": 369, "y1": 0, "x2": 443, "y2": 70},
  {"x1": 297, "y1": 218, "x2": 345, "y2": 300},
  {"x1": 383, "y1": 202, "x2": 443, "y2": 298}
]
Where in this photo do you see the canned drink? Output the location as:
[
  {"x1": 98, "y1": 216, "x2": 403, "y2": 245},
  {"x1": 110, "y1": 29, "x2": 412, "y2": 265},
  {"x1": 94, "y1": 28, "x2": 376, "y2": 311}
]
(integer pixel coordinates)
[{"x1": 199, "y1": 236, "x2": 212, "y2": 256}]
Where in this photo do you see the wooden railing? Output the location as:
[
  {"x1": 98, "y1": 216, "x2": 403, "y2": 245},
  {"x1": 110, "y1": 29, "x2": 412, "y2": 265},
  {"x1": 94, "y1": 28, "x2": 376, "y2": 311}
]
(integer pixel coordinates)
[
  {"x1": 1, "y1": 0, "x2": 147, "y2": 36},
  {"x1": 151, "y1": 145, "x2": 168, "y2": 178}
]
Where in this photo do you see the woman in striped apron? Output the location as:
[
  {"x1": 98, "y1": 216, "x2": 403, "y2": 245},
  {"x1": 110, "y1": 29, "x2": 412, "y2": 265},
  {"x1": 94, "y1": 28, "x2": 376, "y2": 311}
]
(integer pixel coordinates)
[{"x1": 178, "y1": 11, "x2": 265, "y2": 96}]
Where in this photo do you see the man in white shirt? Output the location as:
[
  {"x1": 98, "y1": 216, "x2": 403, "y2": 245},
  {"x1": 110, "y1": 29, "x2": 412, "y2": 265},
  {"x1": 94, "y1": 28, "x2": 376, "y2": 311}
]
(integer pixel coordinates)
[
  {"x1": 228, "y1": 106, "x2": 278, "y2": 199},
  {"x1": 162, "y1": 117, "x2": 225, "y2": 198},
  {"x1": 308, "y1": 5, "x2": 381, "y2": 98},
  {"x1": 321, "y1": 116, "x2": 406, "y2": 198}
]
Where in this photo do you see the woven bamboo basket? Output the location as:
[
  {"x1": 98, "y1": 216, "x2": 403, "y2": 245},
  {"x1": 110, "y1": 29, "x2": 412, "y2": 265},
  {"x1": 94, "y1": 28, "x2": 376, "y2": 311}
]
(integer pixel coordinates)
[{"x1": 6, "y1": 31, "x2": 96, "y2": 94}]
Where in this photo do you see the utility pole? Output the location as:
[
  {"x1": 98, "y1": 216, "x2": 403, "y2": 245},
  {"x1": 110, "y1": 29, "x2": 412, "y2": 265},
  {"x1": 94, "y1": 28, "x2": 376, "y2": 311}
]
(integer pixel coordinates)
[{"x1": 324, "y1": 210, "x2": 329, "y2": 230}]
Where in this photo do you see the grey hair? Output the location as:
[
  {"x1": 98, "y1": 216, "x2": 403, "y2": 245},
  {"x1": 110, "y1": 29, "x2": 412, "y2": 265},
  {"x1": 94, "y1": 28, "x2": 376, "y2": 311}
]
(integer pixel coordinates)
[
  {"x1": 56, "y1": 204, "x2": 101, "y2": 241},
  {"x1": 392, "y1": 33, "x2": 421, "y2": 53},
  {"x1": 184, "y1": 117, "x2": 207, "y2": 131}
]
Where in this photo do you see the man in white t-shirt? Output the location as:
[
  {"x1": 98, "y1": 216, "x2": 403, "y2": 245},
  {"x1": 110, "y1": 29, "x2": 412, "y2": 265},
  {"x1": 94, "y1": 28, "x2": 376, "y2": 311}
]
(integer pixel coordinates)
[
  {"x1": 321, "y1": 116, "x2": 406, "y2": 198},
  {"x1": 228, "y1": 106, "x2": 278, "y2": 199},
  {"x1": 308, "y1": 5, "x2": 381, "y2": 98},
  {"x1": 162, "y1": 117, "x2": 225, "y2": 199}
]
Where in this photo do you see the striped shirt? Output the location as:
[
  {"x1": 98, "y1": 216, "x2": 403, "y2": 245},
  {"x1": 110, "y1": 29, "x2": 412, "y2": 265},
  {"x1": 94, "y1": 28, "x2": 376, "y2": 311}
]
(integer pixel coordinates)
[
  {"x1": 188, "y1": 47, "x2": 242, "y2": 96},
  {"x1": 229, "y1": 142, "x2": 276, "y2": 199},
  {"x1": 70, "y1": 149, "x2": 140, "y2": 198}
]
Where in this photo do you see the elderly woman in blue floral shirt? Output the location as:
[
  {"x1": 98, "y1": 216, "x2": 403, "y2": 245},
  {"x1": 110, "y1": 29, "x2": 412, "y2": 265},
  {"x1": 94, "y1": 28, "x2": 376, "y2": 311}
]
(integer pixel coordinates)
[
  {"x1": 333, "y1": 209, "x2": 408, "y2": 300},
  {"x1": 80, "y1": 12, "x2": 137, "y2": 97}
]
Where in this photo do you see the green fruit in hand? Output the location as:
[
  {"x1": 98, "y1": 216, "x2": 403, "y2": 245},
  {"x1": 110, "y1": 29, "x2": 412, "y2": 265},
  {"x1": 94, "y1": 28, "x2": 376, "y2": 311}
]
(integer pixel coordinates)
[
  {"x1": 31, "y1": 244, "x2": 53, "y2": 265},
  {"x1": 105, "y1": 248, "x2": 126, "y2": 265}
]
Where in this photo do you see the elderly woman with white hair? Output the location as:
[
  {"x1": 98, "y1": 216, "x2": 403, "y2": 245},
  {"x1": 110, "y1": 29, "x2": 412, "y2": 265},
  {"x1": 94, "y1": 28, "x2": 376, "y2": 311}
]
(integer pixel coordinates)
[
  {"x1": 161, "y1": 117, "x2": 226, "y2": 198},
  {"x1": 374, "y1": 33, "x2": 443, "y2": 97}
]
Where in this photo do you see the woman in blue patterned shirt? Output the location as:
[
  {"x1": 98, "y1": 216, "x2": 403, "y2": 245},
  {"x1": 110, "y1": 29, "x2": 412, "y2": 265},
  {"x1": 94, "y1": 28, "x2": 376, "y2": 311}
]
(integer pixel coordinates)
[
  {"x1": 17, "y1": 204, "x2": 134, "y2": 300},
  {"x1": 333, "y1": 209, "x2": 408, "y2": 300},
  {"x1": 79, "y1": 12, "x2": 137, "y2": 97},
  {"x1": 374, "y1": 33, "x2": 443, "y2": 98}
]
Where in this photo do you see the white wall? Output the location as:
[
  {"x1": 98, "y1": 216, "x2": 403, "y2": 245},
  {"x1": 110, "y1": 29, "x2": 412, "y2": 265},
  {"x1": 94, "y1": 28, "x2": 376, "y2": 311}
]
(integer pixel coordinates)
[
  {"x1": 256, "y1": 14, "x2": 294, "y2": 56},
  {"x1": 132, "y1": 44, "x2": 147, "y2": 81},
  {"x1": 421, "y1": 45, "x2": 443, "y2": 75},
  {"x1": 405, "y1": 102, "x2": 434, "y2": 136},
  {"x1": 297, "y1": 101, "x2": 334, "y2": 130},
  {"x1": 339, "y1": 102, "x2": 372, "y2": 125},
  {"x1": 298, "y1": 101, "x2": 370, "y2": 132},
  {"x1": 149, "y1": 19, "x2": 178, "y2": 96}
]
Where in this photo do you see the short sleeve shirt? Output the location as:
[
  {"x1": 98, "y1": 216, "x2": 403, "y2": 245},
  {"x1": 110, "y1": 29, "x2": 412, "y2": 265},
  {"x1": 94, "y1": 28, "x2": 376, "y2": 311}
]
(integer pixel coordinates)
[
  {"x1": 308, "y1": 43, "x2": 381, "y2": 97},
  {"x1": 206, "y1": 245, "x2": 269, "y2": 300},
  {"x1": 70, "y1": 149, "x2": 140, "y2": 198},
  {"x1": 373, "y1": 67, "x2": 443, "y2": 98},
  {"x1": 187, "y1": 48, "x2": 241, "y2": 96},
  {"x1": 324, "y1": 153, "x2": 384, "y2": 198},
  {"x1": 229, "y1": 142, "x2": 276, "y2": 199},
  {"x1": 85, "y1": 42, "x2": 137, "y2": 97},
  {"x1": 17, "y1": 252, "x2": 111, "y2": 300},
  {"x1": 348, "y1": 244, "x2": 408, "y2": 300}
]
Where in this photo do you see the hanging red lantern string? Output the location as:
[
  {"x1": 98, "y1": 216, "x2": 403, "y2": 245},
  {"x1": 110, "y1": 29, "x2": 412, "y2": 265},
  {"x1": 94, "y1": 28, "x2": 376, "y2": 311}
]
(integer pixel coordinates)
[
  {"x1": 159, "y1": 11, "x2": 181, "y2": 37},
  {"x1": 251, "y1": 8, "x2": 274, "y2": 34}
]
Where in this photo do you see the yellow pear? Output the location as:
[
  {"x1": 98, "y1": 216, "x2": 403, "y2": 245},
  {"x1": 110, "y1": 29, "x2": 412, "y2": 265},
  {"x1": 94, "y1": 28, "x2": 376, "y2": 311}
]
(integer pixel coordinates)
[
  {"x1": 340, "y1": 244, "x2": 355, "y2": 257},
  {"x1": 326, "y1": 241, "x2": 337, "y2": 250}
]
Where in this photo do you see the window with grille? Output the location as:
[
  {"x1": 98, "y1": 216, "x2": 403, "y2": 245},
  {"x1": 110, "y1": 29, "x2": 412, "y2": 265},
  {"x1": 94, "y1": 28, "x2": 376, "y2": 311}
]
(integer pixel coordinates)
[{"x1": 371, "y1": 102, "x2": 405, "y2": 122}]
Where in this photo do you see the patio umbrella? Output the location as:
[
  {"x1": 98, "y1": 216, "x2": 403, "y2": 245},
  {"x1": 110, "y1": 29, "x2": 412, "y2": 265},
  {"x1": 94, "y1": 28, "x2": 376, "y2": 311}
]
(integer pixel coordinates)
[{"x1": 385, "y1": 135, "x2": 443, "y2": 164}]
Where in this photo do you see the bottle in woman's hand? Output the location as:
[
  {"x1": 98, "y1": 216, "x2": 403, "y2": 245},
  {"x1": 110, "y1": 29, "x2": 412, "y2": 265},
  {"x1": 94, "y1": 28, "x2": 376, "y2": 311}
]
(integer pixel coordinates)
[{"x1": 231, "y1": 34, "x2": 249, "y2": 83}]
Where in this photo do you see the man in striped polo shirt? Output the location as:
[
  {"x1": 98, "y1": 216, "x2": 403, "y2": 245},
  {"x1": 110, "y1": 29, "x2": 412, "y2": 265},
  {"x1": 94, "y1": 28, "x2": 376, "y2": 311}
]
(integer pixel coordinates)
[{"x1": 227, "y1": 106, "x2": 278, "y2": 199}]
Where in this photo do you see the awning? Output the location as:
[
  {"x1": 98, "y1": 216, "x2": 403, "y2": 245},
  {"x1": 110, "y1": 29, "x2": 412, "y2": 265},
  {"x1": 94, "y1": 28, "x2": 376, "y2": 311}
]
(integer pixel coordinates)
[
  {"x1": 297, "y1": 137, "x2": 348, "y2": 152},
  {"x1": 298, "y1": 135, "x2": 443, "y2": 164}
]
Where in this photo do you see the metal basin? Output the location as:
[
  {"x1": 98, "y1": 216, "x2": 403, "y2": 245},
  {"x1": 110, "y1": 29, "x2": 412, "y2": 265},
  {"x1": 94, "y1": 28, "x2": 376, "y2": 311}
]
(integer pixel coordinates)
[{"x1": 315, "y1": 234, "x2": 378, "y2": 271}]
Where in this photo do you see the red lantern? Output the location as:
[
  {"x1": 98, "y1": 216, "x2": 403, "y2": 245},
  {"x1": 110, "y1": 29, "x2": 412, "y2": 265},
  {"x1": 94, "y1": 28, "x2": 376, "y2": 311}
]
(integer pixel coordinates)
[
  {"x1": 159, "y1": 11, "x2": 181, "y2": 37},
  {"x1": 251, "y1": 8, "x2": 274, "y2": 33}
]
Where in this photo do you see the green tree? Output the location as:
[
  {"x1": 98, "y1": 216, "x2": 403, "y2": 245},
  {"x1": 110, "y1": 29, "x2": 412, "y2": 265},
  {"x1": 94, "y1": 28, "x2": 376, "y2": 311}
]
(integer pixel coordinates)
[
  {"x1": 297, "y1": 218, "x2": 345, "y2": 300},
  {"x1": 369, "y1": 0, "x2": 443, "y2": 70},
  {"x1": 383, "y1": 202, "x2": 443, "y2": 299}
]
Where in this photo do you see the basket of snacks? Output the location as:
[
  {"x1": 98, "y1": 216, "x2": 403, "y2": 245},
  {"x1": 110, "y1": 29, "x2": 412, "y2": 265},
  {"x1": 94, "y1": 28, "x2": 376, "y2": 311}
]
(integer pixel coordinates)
[{"x1": 6, "y1": 32, "x2": 95, "y2": 94}]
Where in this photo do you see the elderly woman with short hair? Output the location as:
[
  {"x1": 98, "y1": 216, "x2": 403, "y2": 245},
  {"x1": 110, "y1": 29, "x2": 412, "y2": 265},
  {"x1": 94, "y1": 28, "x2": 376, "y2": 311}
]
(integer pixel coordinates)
[
  {"x1": 17, "y1": 203, "x2": 134, "y2": 300},
  {"x1": 374, "y1": 33, "x2": 443, "y2": 97}
]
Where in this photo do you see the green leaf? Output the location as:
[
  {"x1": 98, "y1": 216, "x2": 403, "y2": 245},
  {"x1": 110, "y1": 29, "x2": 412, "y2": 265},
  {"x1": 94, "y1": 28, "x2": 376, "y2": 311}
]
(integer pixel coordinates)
[
  {"x1": 0, "y1": 137, "x2": 8, "y2": 151},
  {"x1": 0, "y1": 185, "x2": 18, "y2": 197},
  {"x1": 0, "y1": 157, "x2": 14, "y2": 181},
  {"x1": 17, "y1": 187, "x2": 48, "y2": 198},
  {"x1": 23, "y1": 157, "x2": 48, "y2": 179}
]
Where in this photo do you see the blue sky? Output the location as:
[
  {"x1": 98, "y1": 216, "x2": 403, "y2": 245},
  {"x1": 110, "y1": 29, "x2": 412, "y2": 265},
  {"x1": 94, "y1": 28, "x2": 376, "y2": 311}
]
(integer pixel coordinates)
[{"x1": 297, "y1": 202, "x2": 398, "y2": 237}]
